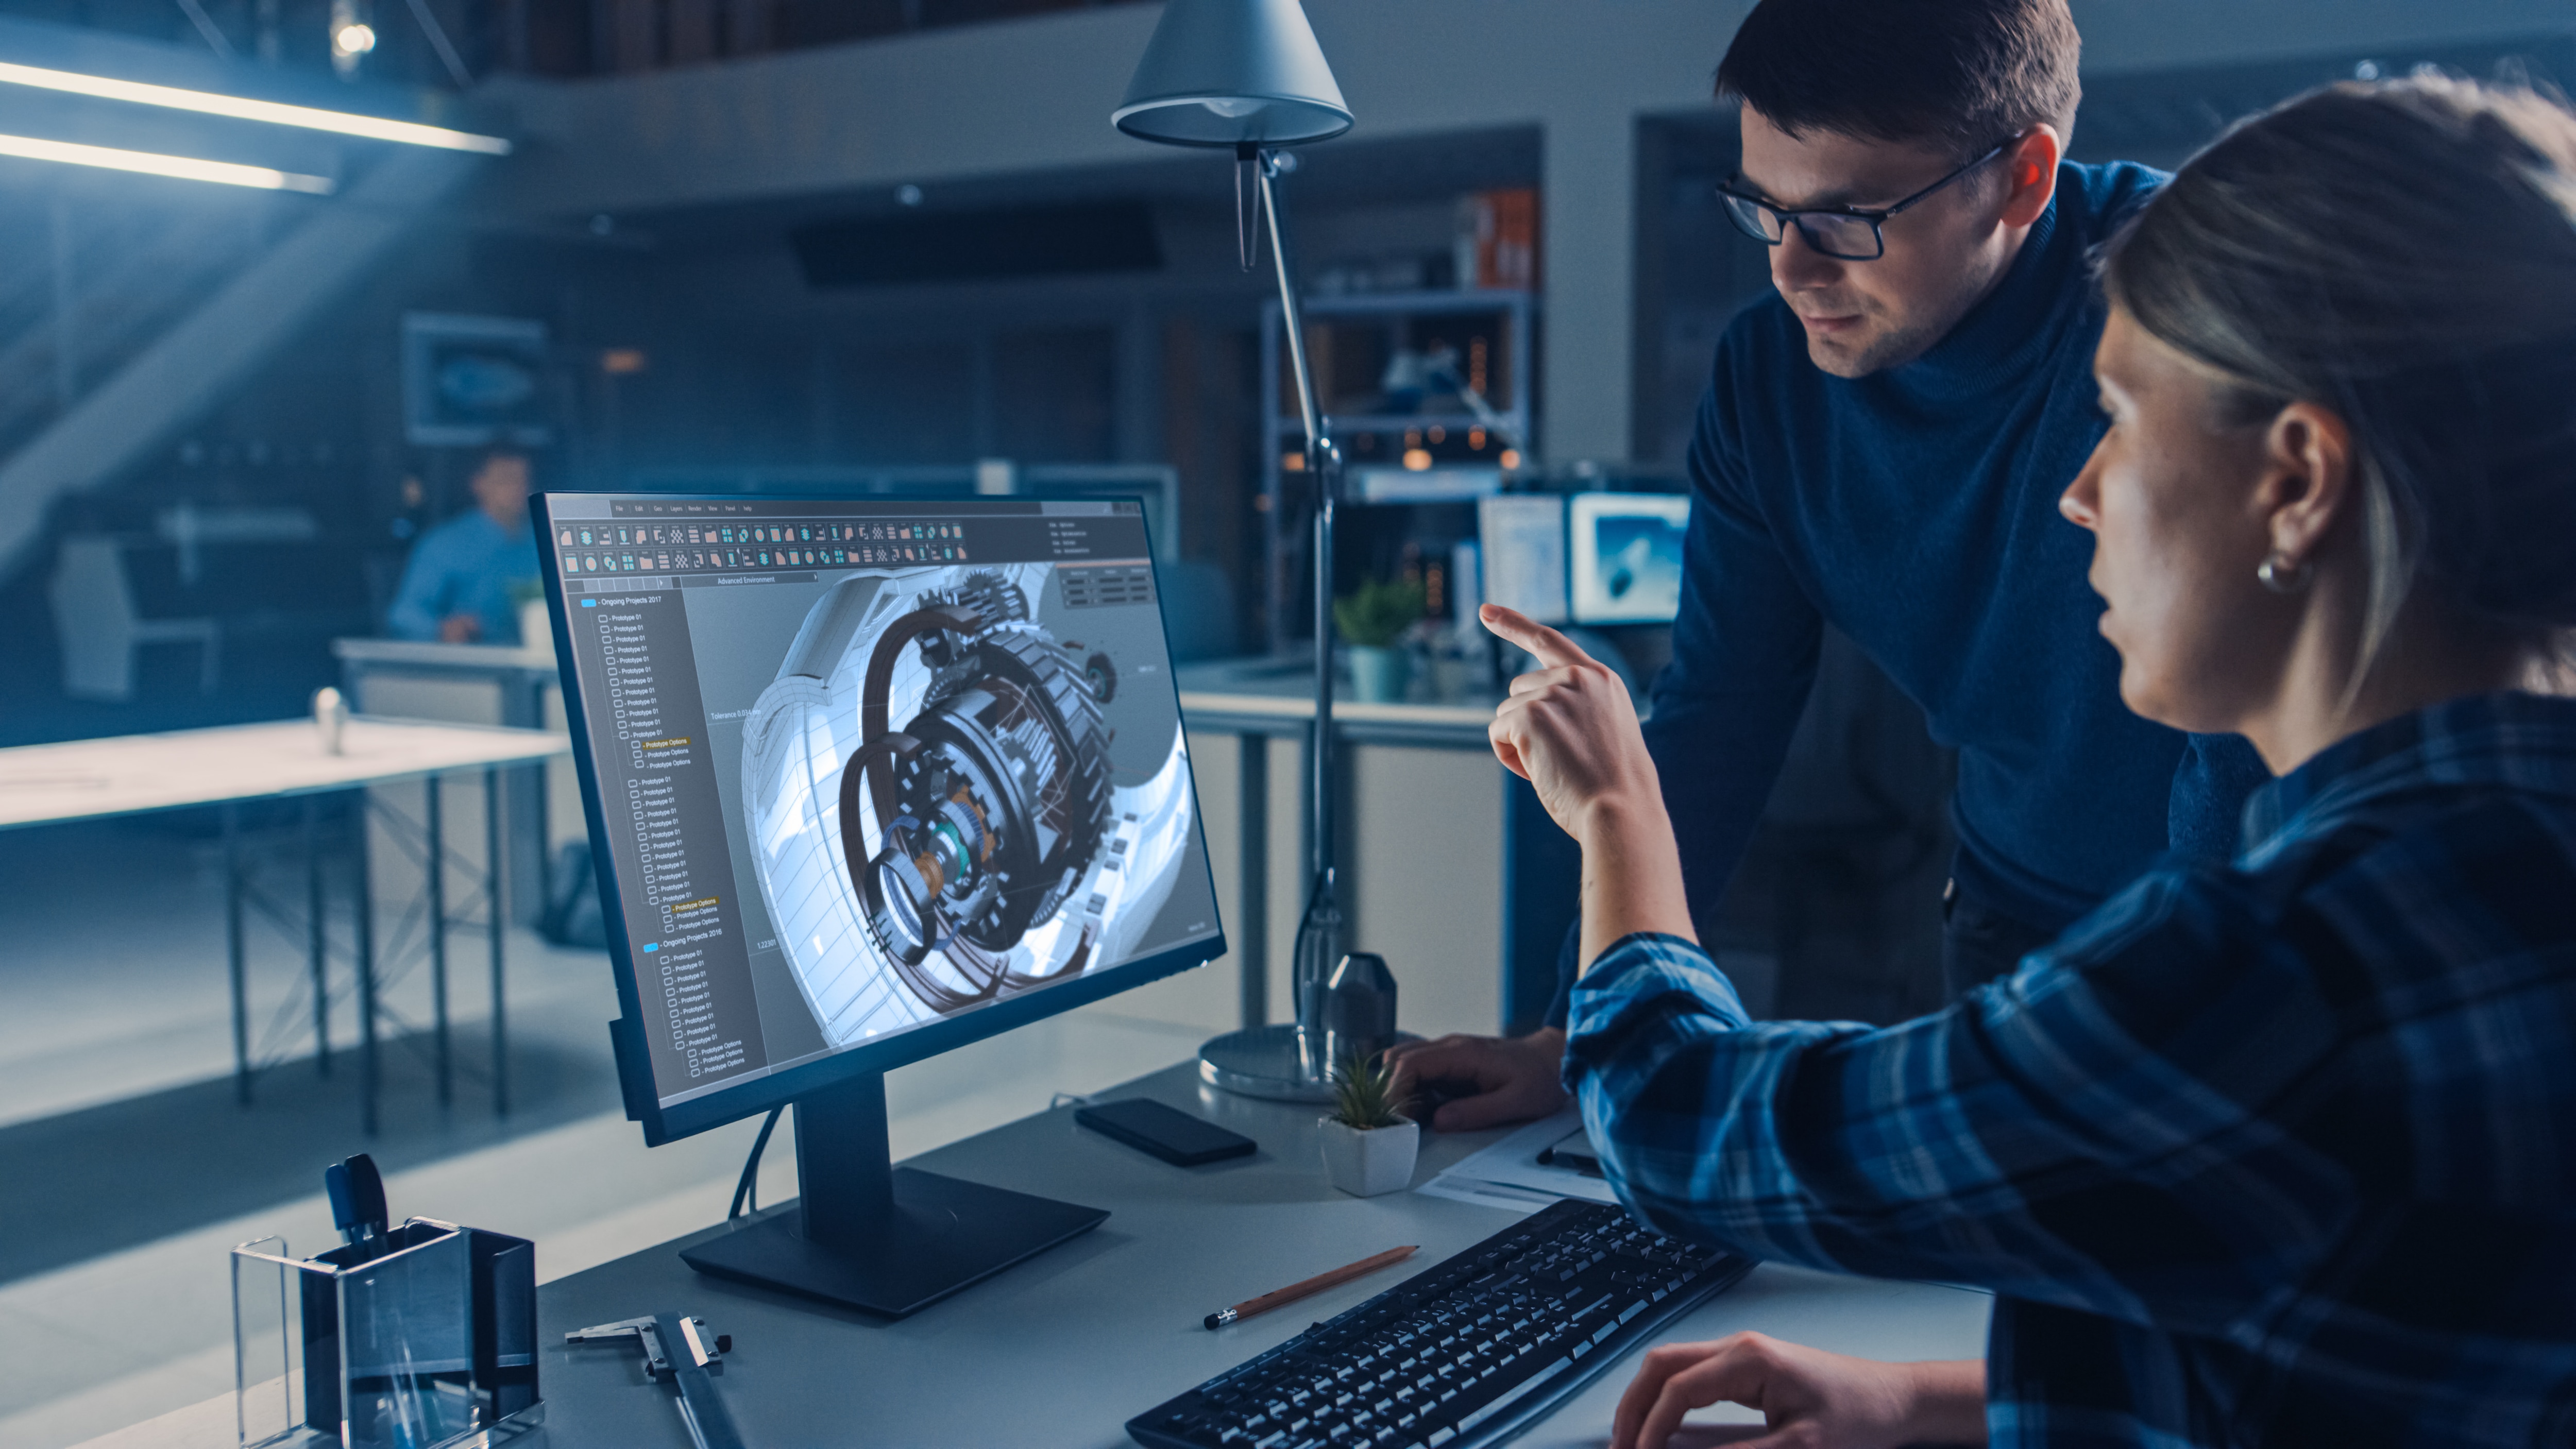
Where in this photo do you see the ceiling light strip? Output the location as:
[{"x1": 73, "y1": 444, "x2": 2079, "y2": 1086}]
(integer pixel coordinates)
[
  {"x1": 0, "y1": 60, "x2": 511, "y2": 155},
  {"x1": 0, "y1": 130, "x2": 334, "y2": 192}
]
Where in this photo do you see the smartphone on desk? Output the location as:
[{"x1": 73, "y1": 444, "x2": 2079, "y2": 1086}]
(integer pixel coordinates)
[{"x1": 1076, "y1": 1098, "x2": 1258, "y2": 1167}]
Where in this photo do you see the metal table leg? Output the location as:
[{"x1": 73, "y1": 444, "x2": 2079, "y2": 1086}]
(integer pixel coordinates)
[
  {"x1": 503, "y1": 672, "x2": 550, "y2": 928},
  {"x1": 355, "y1": 786, "x2": 378, "y2": 1137},
  {"x1": 225, "y1": 802, "x2": 249, "y2": 1105},
  {"x1": 307, "y1": 795, "x2": 329, "y2": 1076},
  {"x1": 1236, "y1": 732, "x2": 1268, "y2": 1031},
  {"x1": 428, "y1": 774, "x2": 450, "y2": 1108},
  {"x1": 527, "y1": 754, "x2": 549, "y2": 927},
  {"x1": 486, "y1": 764, "x2": 508, "y2": 1117}
]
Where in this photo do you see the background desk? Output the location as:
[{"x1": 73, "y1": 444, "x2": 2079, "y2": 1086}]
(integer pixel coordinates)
[
  {"x1": 0, "y1": 717, "x2": 565, "y2": 1131},
  {"x1": 334, "y1": 637, "x2": 573, "y2": 928},
  {"x1": 79, "y1": 1061, "x2": 1989, "y2": 1448}
]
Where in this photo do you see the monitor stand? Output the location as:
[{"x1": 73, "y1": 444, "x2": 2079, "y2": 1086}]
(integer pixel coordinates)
[{"x1": 677, "y1": 1071, "x2": 1107, "y2": 1319}]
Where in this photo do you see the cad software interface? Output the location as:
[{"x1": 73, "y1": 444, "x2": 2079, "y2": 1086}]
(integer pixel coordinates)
[{"x1": 547, "y1": 496, "x2": 1222, "y2": 1109}]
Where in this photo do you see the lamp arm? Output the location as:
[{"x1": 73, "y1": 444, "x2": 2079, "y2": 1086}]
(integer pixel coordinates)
[
  {"x1": 1260, "y1": 152, "x2": 1325, "y2": 456},
  {"x1": 1257, "y1": 149, "x2": 1344, "y2": 1038}
]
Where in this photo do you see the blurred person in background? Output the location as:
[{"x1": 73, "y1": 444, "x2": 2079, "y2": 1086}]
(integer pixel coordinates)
[{"x1": 388, "y1": 447, "x2": 538, "y2": 645}]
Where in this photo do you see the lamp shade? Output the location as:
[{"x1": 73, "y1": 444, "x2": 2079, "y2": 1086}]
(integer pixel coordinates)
[{"x1": 1112, "y1": 0, "x2": 1352, "y2": 148}]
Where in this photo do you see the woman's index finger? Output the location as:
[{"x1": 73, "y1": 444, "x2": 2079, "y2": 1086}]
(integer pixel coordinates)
[{"x1": 1479, "y1": 603, "x2": 1595, "y2": 670}]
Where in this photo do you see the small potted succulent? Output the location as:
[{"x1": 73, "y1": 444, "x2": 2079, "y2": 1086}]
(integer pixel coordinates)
[
  {"x1": 1333, "y1": 578, "x2": 1426, "y2": 704},
  {"x1": 1317, "y1": 1053, "x2": 1419, "y2": 1197}
]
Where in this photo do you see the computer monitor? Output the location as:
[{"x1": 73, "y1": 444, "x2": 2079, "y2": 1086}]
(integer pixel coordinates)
[
  {"x1": 1567, "y1": 492, "x2": 1690, "y2": 625},
  {"x1": 534, "y1": 492, "x2": 1225, "y2": 1317}
]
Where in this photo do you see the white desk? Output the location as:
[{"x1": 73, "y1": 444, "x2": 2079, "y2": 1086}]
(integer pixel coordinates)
[
  {"x1": 73, "y1": 1062, "x2": 1990, "y2": 1448},
  {"x1": 0, "y1": 717, "x2": 566, "y2": 1130},
  {"x1": 332, "y1": 637, "x2": 570, "y2": 927}
]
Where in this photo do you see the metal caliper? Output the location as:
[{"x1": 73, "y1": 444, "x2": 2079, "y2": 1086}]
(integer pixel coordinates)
[{"x1": 564, "y1": 1312, "x2": 746, "y2": 1449}]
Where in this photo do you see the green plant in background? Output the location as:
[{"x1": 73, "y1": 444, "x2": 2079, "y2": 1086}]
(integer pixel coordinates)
[
  {"x1": 506, "y1": 578, "x2": 546, "y2": 606},
  {"x1": 1332, "y1": 578, "x2": 1427, "y2": 650},
  {"x1": 1329, "y1": 1053, "x2": 1406, "y2": 1130}
]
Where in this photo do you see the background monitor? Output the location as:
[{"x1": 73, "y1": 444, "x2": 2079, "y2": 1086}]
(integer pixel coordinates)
[
  {"x1": 1568, "y1": 492, "x2": 1690, "y2": 625},
  {"x1": 537, "y1": 491, "x2": 1225, "y2": 1316},
  {"x1": 1475, "y1": 494, "x2": 1568, "y2": 625}
]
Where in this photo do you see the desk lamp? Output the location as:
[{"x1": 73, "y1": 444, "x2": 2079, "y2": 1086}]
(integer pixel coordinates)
[{"x1": 1115, "y1": 0, "x2": 1356, "y2": 1102}]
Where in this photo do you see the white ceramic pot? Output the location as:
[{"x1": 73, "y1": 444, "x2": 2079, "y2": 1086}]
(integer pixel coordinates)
[{"x1": 1318, "y1": 1115, "x2": 1419, "y2": 1197}]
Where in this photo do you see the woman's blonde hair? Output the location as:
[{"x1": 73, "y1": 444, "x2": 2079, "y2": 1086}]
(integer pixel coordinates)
[{"x1": 2100, "y1": 76, "x2": 2576, "y2": 674}]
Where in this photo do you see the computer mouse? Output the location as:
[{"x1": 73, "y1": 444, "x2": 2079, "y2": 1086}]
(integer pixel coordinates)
[{"x1": 1410, "y1": 1076, "x2": 1484, "y2": 1117}]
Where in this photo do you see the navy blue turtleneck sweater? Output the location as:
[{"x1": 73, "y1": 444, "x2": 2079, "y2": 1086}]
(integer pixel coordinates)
[{"x1": 1565, "y1": 161, "x2": 2268, "y2": 1010}]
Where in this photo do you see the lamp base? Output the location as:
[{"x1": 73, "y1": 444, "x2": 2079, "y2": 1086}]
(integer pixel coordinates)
[
  {"x1": 1199, "y1": 1024, "x2": 1333, "y2": 1102},
  {"x1": 1198, "y1": 1024, "x2": 1420, "y2": 1103}
]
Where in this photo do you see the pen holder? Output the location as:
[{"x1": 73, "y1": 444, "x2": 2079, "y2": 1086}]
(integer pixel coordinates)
[{"x1": 232, "y1": 1219, "x2": 543, "y2": 1449}]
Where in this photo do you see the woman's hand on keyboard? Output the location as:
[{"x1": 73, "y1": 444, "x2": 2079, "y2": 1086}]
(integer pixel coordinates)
[{"x1": 1608, "y1": 1332, "x2": 1987, "y2": 1449}]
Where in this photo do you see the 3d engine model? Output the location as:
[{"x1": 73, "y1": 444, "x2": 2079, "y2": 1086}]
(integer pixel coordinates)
[{"x1": 837, "y1": 573, "x2": 1116, "y2": 1012}]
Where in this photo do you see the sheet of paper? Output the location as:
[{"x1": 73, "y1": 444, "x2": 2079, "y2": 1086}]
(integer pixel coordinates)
[
  {"x1": 1411, "y1": 1175, "x2": 1564, "y2": 1213},
  {"x1": 1416, "y1": 1108, "x2": 1619, "y2": 1209}
]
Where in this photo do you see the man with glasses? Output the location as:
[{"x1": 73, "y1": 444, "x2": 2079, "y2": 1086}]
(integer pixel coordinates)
[{"x1": 1388, "y1": 0, "x2": 2268, "y2": 1128}]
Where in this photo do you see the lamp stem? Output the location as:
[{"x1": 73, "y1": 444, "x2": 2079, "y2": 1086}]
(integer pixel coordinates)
[
  {"x1": 1233, "y1": 143, "x2": 1261, "y2": 272},
  {"x1": 1258, "y1": 150, "x2": 1342, "y2": 1053}
]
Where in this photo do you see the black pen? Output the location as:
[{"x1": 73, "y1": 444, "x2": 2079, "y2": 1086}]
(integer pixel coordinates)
[{"x1": 325, "y1": 1153, "x2": 389, "y2": 1258}]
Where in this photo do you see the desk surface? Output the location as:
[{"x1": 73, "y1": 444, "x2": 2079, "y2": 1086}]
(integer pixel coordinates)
[
  {"x1": 333, "y1": 637, "x2": 560, "y2": 673},
  {"x1": 82, "y1": 1063, "x2": 1987, "y2": 1448},
  {"x1": 0, "y1": 717, "x2": 567, "y2": 829}
]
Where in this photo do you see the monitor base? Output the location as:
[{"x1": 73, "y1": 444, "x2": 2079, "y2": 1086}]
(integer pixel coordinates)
[{"x1": 681, "y1": 1167, "x2": 1107, "y2": 1319}]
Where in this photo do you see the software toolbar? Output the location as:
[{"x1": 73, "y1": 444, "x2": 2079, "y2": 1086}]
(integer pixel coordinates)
[
  {"x1": 548, "y1": 507, "x2": 1136, "y2": 578},
  {"x1": 552, "y1": 520, "x2": 969, "y2": 575}
]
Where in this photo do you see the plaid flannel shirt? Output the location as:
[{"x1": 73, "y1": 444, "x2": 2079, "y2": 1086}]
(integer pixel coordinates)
[{"x1": 1564, "y1": 692, "x2": 2576, "y2": 1447}]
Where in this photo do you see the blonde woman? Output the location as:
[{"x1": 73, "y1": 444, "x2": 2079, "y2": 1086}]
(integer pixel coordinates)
[{"x1": 1490, "y1": 77, "x2": 2576, "y2": 1448}]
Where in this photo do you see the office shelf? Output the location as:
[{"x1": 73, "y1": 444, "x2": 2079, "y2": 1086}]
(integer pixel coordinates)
[
  {"x1": 1272, "y1": 412, "x2": 1498, "y2": 435},
  {"x1": 1260, "y1": 288, "x2": 1537, "y2": 653}
]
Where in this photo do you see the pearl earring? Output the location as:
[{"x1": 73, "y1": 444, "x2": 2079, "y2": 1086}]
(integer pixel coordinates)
[{"x1": 2257, "y1": 551, "x2": 2313, "y2": 594}]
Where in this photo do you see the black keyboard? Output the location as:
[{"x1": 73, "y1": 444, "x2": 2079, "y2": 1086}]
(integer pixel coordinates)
[{"x1": 1128, "y1": 1200, "x2": 1752, "y2": 1449}]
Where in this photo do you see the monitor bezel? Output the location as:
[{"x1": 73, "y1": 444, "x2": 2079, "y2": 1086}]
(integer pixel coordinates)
[
  {"x1": 1566, "y1": 490, "x2": 1692, "y2": 627},
  {"x1": 534, "y1": 490, "x2": 1230, "y2": 1147}
]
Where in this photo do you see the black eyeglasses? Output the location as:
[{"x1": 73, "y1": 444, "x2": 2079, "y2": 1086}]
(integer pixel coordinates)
[{"x1": 1716, "y1": 139, "x2": 2014, "y2": 261}]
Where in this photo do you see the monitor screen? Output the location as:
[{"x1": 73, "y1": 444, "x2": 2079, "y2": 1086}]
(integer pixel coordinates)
[
  {"x1": 1567, "y1": 492, "x2": 1690, "y2": 625},
  {"x1": 537, "y1": 495, "x2": 1224, "y2": 1141}
]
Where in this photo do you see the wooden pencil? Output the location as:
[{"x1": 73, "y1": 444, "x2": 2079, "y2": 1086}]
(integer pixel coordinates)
[{"x1": 1204, "y1": 1244, "x2": 1420, "y2": 1329}]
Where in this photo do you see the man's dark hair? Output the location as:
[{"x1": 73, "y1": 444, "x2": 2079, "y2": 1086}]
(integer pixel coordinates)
[{"x1": 1715, "y1": 0, "x2": 2081, "y2": 159}]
